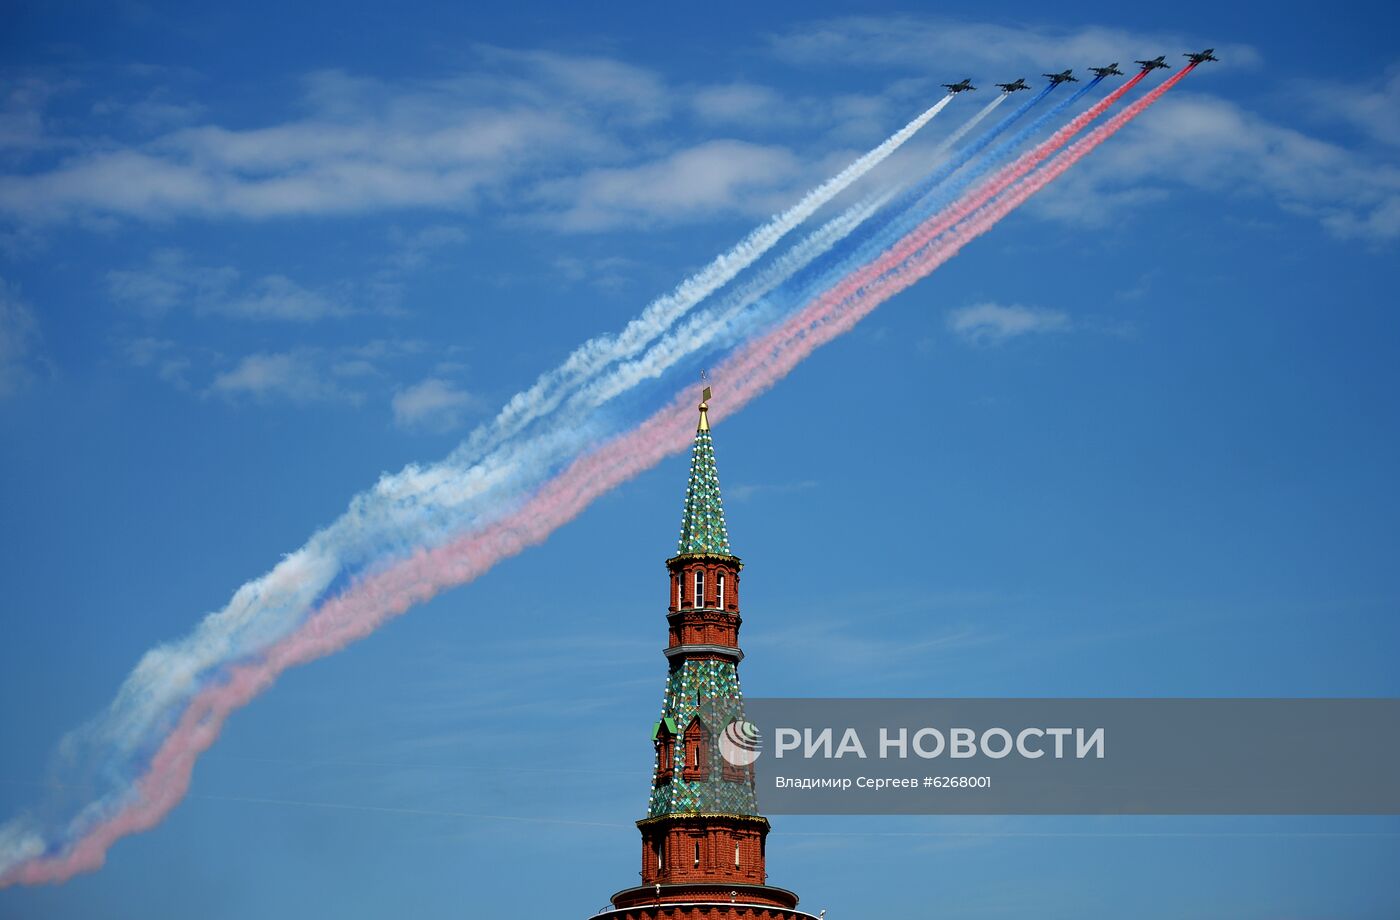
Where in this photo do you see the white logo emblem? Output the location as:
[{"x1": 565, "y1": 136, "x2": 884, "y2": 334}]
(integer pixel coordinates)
[{"x1": 719, "y1": 719, "x2": 763, "y2": 766}]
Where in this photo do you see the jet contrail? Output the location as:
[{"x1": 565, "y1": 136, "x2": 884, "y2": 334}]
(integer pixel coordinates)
[{"x1": 0, "y1": 67, "x2": 1194, "y2": 887}]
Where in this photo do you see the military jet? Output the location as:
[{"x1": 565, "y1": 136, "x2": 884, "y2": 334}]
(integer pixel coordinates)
[
  {"x1": 942, "y1": 79, "x2": 976, "y2": 94},
  {"x1": 1090, "y1": 63, "x2": 1125, "y2": 78},
  {"x1": 1137, "y1": 55, "x2": 1171, "y2": 72},
  {"x1": 996, "y1": 78, "x2": 1030, "y2": 93},
  {"x1": 1185, "y1": 48, "x2": 1220, "y2": 64},
  {"x1": 1044, "y1": 69, "x2": 1079, "y2": 85}
]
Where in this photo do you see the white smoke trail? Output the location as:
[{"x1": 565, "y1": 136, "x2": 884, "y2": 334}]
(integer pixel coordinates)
[
  {"x1": 0, "y1": 93, "x2": 958, "y2": 882},
  {"x1": 461, "y1": 93, "x2": 956, "y2": 456},
  {"x1": 576, "y1": 191, "x2": 891, "y2": 412},
  {"x1": 936, "y1": 93, "x2": 1008, "y2": 154}
]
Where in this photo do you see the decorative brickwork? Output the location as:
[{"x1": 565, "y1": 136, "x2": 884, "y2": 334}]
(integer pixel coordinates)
[{"x1": 584, "y1": 390, "x2": 815, "y2": 920}]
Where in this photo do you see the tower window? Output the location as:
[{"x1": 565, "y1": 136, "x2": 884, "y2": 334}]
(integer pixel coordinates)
[
  {"x1": 735, "y1": 843, "x2": 741, "y2": 868},
  {"x1": 693, "y1": 841, "x2": 701, "y2": 867},
  {"x1": 694, "y1": 570, "x2": 705, "y2": 608},
  {"x1": 717, "y1": 573, "x2": 725, "y2": 610},
  {"x1": 682, "y1": 717, "x2": 710, "y2": 781}
]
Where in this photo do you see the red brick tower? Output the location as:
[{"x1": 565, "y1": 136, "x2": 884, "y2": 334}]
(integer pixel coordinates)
[{"x1": 588, "y1": 388, "x2": 818, "y2": 920}]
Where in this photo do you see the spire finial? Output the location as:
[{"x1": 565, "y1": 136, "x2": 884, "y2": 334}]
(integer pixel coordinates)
[{"x1": 698, "y1": 370, "x2": 711, "y2": 431}]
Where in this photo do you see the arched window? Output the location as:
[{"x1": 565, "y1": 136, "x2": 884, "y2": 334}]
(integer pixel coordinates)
[
  {"x1": 693, "y1": 841, "x2": 701, "y2": 868},
  {"x1": 694, "y1": 570, "x2": 705, "y2": 608},
  {"x1": 717, "y1": 573, "x2": 726, "y2": 610},
  {"x1": 734, "y1": 842, "x2": 741, "y2": 868}
]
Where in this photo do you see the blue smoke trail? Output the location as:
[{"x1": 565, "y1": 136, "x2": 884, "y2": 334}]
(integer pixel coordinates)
[{"x1": 774, "y1": 78, "x2": 1107, "y2": 318}]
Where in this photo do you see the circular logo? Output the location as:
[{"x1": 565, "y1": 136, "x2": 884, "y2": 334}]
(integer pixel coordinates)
[{"x1": 719, "y1": 719, "x2": 763, "y2": 766}]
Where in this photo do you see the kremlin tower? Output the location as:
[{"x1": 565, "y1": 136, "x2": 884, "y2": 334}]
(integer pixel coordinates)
[{"x1": 587, "y1": 388, "x2": 818, "y2": 920}]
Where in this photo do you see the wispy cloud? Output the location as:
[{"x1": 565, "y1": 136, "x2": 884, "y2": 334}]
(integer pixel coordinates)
[
  {"x1": 769, "y1": 16, "x2": 1400, "y2": 243},
  {"x1": 0, "y1": 45, "x2": 896, "y2": 234},
  {"x1": 391, "y1": 378, "x2": 478, "y2": 432},
  {"x1": 1028, "y1": 92, "x2": 1400, "y2": 242},
  {"x1": 124, "y1": 336, "x2": 193, "y2": 389},
  {"x1": 947, "y1": 302, "x2": 1070, "y2": 346},
  {"x1": 1300, "y1": 66, "x2": 1400, "y2": 149},
  {"x1": 138, "y1": 338, "x2": 435, "y2": 409},
  {"x1": 107, "y1": 249, "x2": 356, "y2": 322},
  {"x1": 770, "y1": 15, "x2": 1260, "y2": 74},
  {"x1": 209, "y1": 351, "x2": 355, "y2": 405},
  {"x1": 0, "y1": 278, "x2": 43, "y2": 398},
  {"x1": 384, "y1": 224, "x2": 468, "y2": 271},
  {"x1": 534, "y1": 139, "x2": 805, "y2": 231},
  {"x1": 0, "y1": 50, "x2": 811, "y2": 229}
]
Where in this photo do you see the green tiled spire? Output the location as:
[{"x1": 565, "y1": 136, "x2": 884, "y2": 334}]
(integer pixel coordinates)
[
  {"x1": 647, "y1": 659, "x2": 758, "y2": 817},
  {"x1": 677, "y1": 391, "x2": 732, "y2": 556}
]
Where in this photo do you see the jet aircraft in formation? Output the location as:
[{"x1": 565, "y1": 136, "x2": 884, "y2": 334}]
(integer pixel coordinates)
[{"x1": 947, "y1": 50, "x2": 1214, "y2": 97}]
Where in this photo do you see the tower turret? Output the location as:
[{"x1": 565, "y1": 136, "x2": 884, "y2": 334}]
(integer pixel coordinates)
[{"x1": 588, "y1": 388, "x2": 816, "y2": 920}]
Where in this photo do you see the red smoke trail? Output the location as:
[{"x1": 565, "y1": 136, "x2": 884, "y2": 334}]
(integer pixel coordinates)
[
  {"x1": 1, "y1": 65, "x2": 1194, "y2": 889},
  {"x1": 847, "y1": 69, "x2": 1148, "y2": 293},
  {"x1": 715, "y1": 64, "x2": 1199, "y2": 408}
]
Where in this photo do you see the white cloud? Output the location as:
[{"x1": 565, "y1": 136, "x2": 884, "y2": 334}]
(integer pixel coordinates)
[
  {"x1": 770, "y1": 15, "x2": 1260, "y2": 74},
  {"x1": 1302, "y1": 67, "x2": 1400, "y2": 149},
  {"x1": 0, "y1": 51, "x2": 665, "y2": 224},
  {"x1": 129, "y1": 337, "x2": 438, "y2": 409},
  {"x1": 209, "y1": 351, "x2": 352, "y2": 404},
  {"x1": 124, "y1": 336, "x2": 193, "y2": 388},
  {"x1": 537, "y1": 139, "x2": 805, "y2": 231},
  {"x1": 692, "y1": 83, "x2": 790, "y2": 125},
  {"x1": 0, "y1": 278, "x2": 42, "y2": 398},
  {"x1": 1027, "y1": 93, "x2": 1400, "y2": 241},
  {"x1": 947, "y1": 303, "x2": 1070, "y2": 345},
  {"x1": 107, "y1": 250, "x2": 351, "y2": 321},
  {"x1": 391, "y1": 378, "x2": 477, "y2": 431},
  {"x1": 218, "y1": 274, "x2": 351, "y2": 322},
  {"x1": 385, "y1": 223, "x2": 468, "y2": 271},
  {"x1": 0, "y1": 49, "x2": 845, "y2": 232}
]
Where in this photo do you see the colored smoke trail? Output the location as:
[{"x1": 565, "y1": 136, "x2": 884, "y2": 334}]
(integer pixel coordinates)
[
  {"x1": 0, "y1": 92, "x2": 952, "y2": 887},
  {"x1": 741, "y1": 75, "x2": 1123, "y2": 355},
  {"x1": 472, "y1": 92, "x2": 956, "y2": 455},
  {"x1": 773, "y1": 78, "x2": 1100, "y2": 329},
  {"x1": 0, "y1": 68, "x2": 1192, "y2": 888},
  {"x1": 0, "y1": 93, "x2": 957, "y2": 885},
  {"x1": 822, "y1": 69, "x2": 1149, "y2": 290},
  {"x1": 927, "y1": 92, "x2": 1009, "y2": 160},
  {"x1": 824, "y1": 83, "x2": 1057, "y2": 272},
  {"x1": 711, "y1": 66, "x2": 1198, "y2": 414}
]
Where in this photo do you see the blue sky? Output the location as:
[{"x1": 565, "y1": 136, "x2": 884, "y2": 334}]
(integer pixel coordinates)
[{"x1": 2, "y1": 1, "x2": 1399, "y2": 917}]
